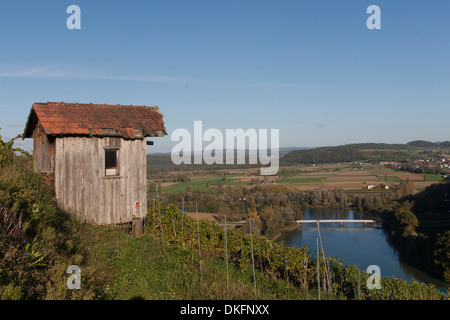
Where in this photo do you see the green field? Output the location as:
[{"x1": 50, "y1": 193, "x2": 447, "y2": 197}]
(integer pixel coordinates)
[
  {"x1": 158, "y1": 164, "x2": 445, "y2": 193},
  {"x1": 277, "y1": 175, "x2": 329, "y2": 184},
  {"x1": 378, "y1": 173, "x2": 444, "y2": 183},
  {"x1": 422, "y1": 174, "x2": 444, "y2": 182},
  {"x1": 385, "y1": 176, "x2": 401, "y2": 182},
  {"x1": 162, "y1": 175, "x2": 251, "y2": 192}
]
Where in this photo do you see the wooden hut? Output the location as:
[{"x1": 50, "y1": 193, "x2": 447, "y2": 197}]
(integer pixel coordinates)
[{"x1": 22, "y1": 102, "x2": 167, "y2": 225}]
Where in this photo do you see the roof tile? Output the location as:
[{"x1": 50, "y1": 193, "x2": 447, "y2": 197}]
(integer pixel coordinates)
[{"x1": 23, "y1": 102, "x2": 166, "y2": 139}]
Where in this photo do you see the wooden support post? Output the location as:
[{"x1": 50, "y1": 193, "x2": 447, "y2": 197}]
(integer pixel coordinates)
[
  {"x1": 196, "y1": 202, "x2": 202, "y2": 278},
  {"x1": 181, "y1": 197, "x2": 185, "y2": 240},
  {"x1": 317, "y1": 237, "x2": 320, "y2": 300},
  {"x1": 132, "y1": 217, "x2": 143, "y2": 237},
  {"x1": 224, "y1": 216, "x2": 229, "y2": 298},
  {"x1": 249, "y1": 218, "x2": 257, "y2": 300}
]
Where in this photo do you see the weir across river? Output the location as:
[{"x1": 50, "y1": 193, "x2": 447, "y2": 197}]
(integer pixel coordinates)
[{"x1": 296, "y1": 219, "x2": 376, "y2": 226}]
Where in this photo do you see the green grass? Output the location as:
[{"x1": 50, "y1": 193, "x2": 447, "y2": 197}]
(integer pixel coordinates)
[
  {"x1": 385, "y1": 176, "x2": 401, "y2": 182},
  {"x1": 422, "y1": 174, "x2": 444, "y2": 182},
  {"x1": 371, "y1": 169, "x2": 398, "y2": 174},
  {"x1": 374, "y1": 173, "x2": 443, "y2": 183},
  {"x1": 410, "y1": 174, "x2": 444, "y2": 182},
  {"x1": 162, "y1": 175, "x2": 251, "y2": 192},
  {"x1": 87, "y1": 225, "x2": 330, "y2": 300}
]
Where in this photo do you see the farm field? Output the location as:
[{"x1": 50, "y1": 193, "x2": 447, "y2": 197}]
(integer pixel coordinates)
[
  {"x1": 184, "y1": 211, "x2": 220, "y2": 223},
  {"x1": 153, "y1": 164, "x2": 445, "y2": 193},
  {"x1": 160, "y1": 173, "x2": 253, "y2": 192}
]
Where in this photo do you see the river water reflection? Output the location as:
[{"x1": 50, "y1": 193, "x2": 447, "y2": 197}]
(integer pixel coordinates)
[{"x1": 276, "y1": 208, "x2": 449, "y2": 292}]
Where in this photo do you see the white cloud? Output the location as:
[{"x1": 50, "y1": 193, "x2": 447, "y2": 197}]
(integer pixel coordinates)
[
  {"x1": 0, "y1": 65, "x2": 312, "y2": 89},
  {"x1": 5, "y1": 123, "x2": 26, "y2": 128},
  {"x1": 0, "y1": 65, "x2": 199, "y2": 84}
]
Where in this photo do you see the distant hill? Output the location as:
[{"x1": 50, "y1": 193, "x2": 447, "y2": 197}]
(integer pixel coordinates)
[
  {"x1": 407, "y1": 140, "x2": 450, "y2": 148},
  {"x1": 147, "y1": 141, "x2": 450, "y2": 168},
  {"x1": 281, "y1": 141, "x2": 450, "y2": 165},
  {"x1": 281, "y1": 146, "x2": 364, "y2": 164}
]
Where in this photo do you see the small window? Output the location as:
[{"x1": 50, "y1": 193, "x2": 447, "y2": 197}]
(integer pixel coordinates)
[{"x1": 105, "y1": 149, "x2": 118, "y2": 176}]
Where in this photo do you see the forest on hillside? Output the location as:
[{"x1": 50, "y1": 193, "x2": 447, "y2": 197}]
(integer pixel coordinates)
[
  {"x1": 280, "y1": 141, "x2": 450, "y2": 165},
  {"x1": 280, "y1": 146, "x2": 364, "y2": 164}
]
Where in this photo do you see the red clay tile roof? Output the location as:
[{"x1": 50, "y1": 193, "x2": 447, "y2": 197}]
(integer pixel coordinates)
[{"x1": 23, "y1": 102, "x2": 167, "y2": 139}]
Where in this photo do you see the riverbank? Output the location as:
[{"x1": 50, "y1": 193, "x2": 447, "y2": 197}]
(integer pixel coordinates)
[
  {"x1": 382, "y1": 217, "x2": 450, "y2": 284},
  {"x1": 380, "y1": 181, "x2": 450, "y2": 283},
  {"x1": 271, "y1": 222, "x2": 300, "y2": 241}
]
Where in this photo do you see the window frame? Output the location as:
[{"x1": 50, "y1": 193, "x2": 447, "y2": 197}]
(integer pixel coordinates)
[{"x1": 104, "y1": 147, "x2": 120, "y2": 177}]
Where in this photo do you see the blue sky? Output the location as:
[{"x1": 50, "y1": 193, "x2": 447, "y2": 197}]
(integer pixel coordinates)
[{"x1": 0, "y1": 0, "x2": 449, "y2": 153}]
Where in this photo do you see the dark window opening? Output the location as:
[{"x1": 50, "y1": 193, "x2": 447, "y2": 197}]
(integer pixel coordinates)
[{"x1": 105, "y1": 149, "x2": 118, "y2": 176}]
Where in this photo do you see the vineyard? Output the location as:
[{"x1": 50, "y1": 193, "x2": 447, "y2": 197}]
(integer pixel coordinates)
[{"x1": 144, "y1": 200, "x2": 447, "y2": 300}]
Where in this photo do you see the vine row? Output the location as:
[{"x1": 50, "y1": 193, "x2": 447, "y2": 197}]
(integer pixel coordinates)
[{"x1": 144, "y1": 200, "x2": 446, "y2": 300}]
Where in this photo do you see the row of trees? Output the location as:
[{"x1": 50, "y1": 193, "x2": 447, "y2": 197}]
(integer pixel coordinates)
[
  {"x1": 146, "y1": 154, "x2": 262, "y2": 174},
  {"x1": 148, "y1": 172, "x2": 191, "y2": 183},
  {"x1": 154, "y1": 184, "x2": 398, "y2": 239}
]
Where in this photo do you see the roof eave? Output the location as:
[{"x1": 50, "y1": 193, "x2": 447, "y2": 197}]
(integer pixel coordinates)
[{"x1": 22, "y1": 106, "x2": 37, "y2": 139}]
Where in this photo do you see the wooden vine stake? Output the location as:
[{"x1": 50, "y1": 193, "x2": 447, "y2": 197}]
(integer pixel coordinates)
[
  {"x1": 317, "y1": 221, "x2": 331, "y2": 294},
  {"x1": 181, "y1": 196, "x2": 185, "y2": 241},
  {"x1": 249, "y1": 218, "x2": 257, "y2": 300},
  {"x1": 285, "y1": 251, "x2": 290, "y2": 289},
  {"x1": 257, "y1": 241, "x2": 263, "y2": 273},
  {"x1": 196, "y1": 202, "x2": 203, "y2": 278},
  {"x1": 317, "y1": 237, "x2": 320, "y2": 300},
  {"x1": 240, "y1": 234, "x2": 244, "y2": 265},
  {"x1": 157, "y1": 185, "x2": 164, "y2": 245},
  {"x1": 151, "y1": 199, "x2": 155, "y2": 240},
  {"x1": 224, "y1": 215, "x2": 229, "y2": 298},
  {"x1": 358, "y1": 270, "x2": 361, "y2": 300}
]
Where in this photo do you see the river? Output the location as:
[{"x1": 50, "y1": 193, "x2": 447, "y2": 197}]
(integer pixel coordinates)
[{"x1": 276, "y1": 207, "x2": 449, "y2": 293}]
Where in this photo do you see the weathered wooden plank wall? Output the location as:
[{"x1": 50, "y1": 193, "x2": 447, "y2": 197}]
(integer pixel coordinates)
[
  {"x1": 33, "y1": 122, "x2": 56, "y2": 174},
  {"x1": 54, "y1": 136, "x2": 147, "y2": 224}
]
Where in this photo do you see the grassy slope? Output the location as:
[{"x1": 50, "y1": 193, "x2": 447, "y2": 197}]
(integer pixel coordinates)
[
  {"x1": 85, "y1": 224, "x2": 329, "y2": 300},
  {"x1": 0, "y1": 143, "x2": 329, "y2": 300}
]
